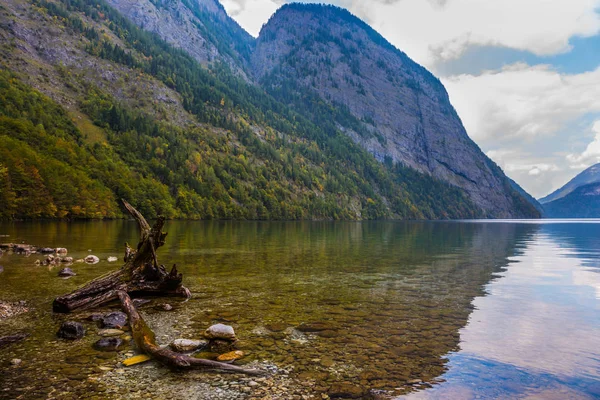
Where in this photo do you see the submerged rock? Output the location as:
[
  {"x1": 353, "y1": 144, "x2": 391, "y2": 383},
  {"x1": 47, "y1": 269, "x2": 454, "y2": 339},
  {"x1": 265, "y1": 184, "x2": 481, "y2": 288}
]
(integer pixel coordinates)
[
  {"x1": 297, "y1": 322, "x2": 337, "y2": 332},
  {"x1": 98, "y1": 329, "x2": 125, "y2": 337},
  {"x1": 93, "y1": 337, "x2": 126, "y2": 352},
  {"x1": 39, "y1": 247, "x2": 55, "y2": 254},
  {"x1": 85, "y1": 255, "x2": 100, "y2": 264},
  {"x1": 216, "y1": 350, "x2": 245, "y2": 362},
  {"x1": 55, "y1": 248, "x2": 68, "y2": 255},
  {"x1": 61, "y1": 257, "x2": 74, "y2": 263},
  {"x1": 57, "y1": 321, "x2": 85, "y2": 340},
  {"x1": 100, "y1": 312, "x2": 128, "y2": 329},
  {"x1": 328, "y1": 382, "x2": 365, "y2": 398},
  {"x1": 87, "y1": 313, "x2": 103, "y2": 322},
  {"x1": 10, "y1": 358, "x2": 22, "y2": 366},
  {"x1": 58, "y1": 268, "x2": 76, "y2": 277},
  {"x1": 205, "y1": 324, "x2": 236, "y2": 341},
  {"x1": 208, "y1": 339, "x2": 235, "y2": 353},
  {"x1": 170, "y1": 339, "x2": 207, "y2": 352},
  {"x1": 107, "y1": 256, "x2": 118, "y2": 262}
]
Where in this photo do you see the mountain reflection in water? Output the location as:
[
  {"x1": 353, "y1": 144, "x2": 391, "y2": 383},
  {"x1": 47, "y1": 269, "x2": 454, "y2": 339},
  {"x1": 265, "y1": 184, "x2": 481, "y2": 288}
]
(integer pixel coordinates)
[{"x1": 403, "y1": 221, "x2": 600, "y2": 399}]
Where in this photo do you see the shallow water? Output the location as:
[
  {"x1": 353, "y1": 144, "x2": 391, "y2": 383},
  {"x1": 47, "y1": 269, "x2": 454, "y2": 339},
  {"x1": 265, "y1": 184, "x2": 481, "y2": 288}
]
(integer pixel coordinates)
[{"x1": 0, "y1": 220, "x2": 599, "y2": 399}]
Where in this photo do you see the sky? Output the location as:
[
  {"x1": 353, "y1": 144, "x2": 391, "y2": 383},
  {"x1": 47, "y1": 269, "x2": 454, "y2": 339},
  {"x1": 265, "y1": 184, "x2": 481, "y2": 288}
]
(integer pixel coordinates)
[{"x1": 220, "y1": 0, "x2": 600, "y2": 198}]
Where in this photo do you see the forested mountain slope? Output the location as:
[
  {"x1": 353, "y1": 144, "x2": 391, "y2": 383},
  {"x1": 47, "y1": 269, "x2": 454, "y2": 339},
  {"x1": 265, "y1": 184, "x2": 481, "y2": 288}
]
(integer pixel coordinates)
[
  {"x1": 0, "y1": 0, "x2": 539, "y2": 220},
  {"x1": 253, "y1": 4, "x2": 536, "y2": 218}
]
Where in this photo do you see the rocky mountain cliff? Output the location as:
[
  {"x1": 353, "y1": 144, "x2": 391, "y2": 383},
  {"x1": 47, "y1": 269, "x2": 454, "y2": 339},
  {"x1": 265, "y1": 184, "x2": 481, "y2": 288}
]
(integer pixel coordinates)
[
  {"x1": 104, "y1": 0, "x2": 254, "y2": 77},
  {"x1": 0, "y1": 0, "x2": 539, "y2": 220},
  {"x1": 252, "y1": 4, "x2": 535, "y2": 218}
]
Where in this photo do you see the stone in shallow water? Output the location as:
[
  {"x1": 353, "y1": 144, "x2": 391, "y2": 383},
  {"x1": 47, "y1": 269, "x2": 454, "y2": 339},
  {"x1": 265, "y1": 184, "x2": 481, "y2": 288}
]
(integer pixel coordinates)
[
  {"x1": 57, "y1": 321, "x2": 85, "y2": 340},
  {"x1": 85, "y1": 255, "x2": 99, "y2": 264},
  {"x1": 208, "y1": 339, "x2": 235, "y2": 353},
  {"x1": 265, "y1": 322, "x2": 288, "y2": 332},
  {"x1": 93, "y1": 337, "x2": 126, "y2": 352},
  {"x1": 204, "y1": 324, "x2": 236, "y2": 341},
  {"x1": 107, "y1": 256, "x2": 118, "y2": 262},
  {"x1": 98, "y1": 329, "x2": 125, "y2": 337},
  {"x1": 170, "y1": 339, "x2": 207, "y2": 352},
  {"x1": 328, "y1": 382, "x2": 365, "y2": 398},
  {"x1": 58, "y1": 268, "x2": 76, "y2": 277},
  {"x1": 216, "y1": 350, "x2": 245, "y2": 362},
  {"x1": 100, "y1": 312, "x2": 128, "y2": 329}
]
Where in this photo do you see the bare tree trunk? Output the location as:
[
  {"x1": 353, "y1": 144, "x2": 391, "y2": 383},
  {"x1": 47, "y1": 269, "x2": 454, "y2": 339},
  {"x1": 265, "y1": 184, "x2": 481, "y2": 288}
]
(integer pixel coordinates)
[
  {"x1": 117, "y1": 291, "x2": 261, "y2": 375},
  {"x1": 53, "y1": 200, "x2": 191, "y2": 313}
]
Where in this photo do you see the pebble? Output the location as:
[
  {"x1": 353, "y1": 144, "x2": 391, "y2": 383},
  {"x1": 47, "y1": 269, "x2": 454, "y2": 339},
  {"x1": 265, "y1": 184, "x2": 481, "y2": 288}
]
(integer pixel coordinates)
[
  {"x1": 205, "y1": 324, "x2": 236, "y2": 341},
  {"x1": 10, "y1": 358, "x2": 22, "y2": 366},
  {"x1": 107, "y1": 256, "x2": 118, "y2": 262},
  {"x1": 57, "y1": 321, "x2": 85, "y2": 340},
  {"x1": 170, "y1": 339, "x2": 207, "y2": 352},
  {"x1": 98, "y1": 329, "x2": 125, "y2": 337},
  {"x1": 85, "y1": 255, "x2": 100, "y2": 264},
  {"x1": 100, "y1": 312, "x2": 128, "y2": 329},
  {"x1": 58, "y1": 267, "x2": 76, "y2": 277},
  {"x1": 216, "y1": 350, "x2": 245, "y2": 362}
]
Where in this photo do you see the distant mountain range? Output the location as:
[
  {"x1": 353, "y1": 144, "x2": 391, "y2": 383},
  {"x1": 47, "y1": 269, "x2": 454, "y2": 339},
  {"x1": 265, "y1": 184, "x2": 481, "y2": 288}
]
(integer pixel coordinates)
[
  {"x1": 540, "y1": 163, "x2": 600, "y2": 218},
  {"x1": 0, "y1": 0, "x2": 539, "y2": 220}
]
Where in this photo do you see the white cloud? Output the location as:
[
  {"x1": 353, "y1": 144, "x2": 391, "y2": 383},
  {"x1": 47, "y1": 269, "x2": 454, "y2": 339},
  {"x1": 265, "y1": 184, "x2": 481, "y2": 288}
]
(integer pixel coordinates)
[
  {"x1": 443, "y1": 64, "x2": 600, "y2": 145},
  {"x1": 567, "y1": 121, "x2": 600, "y2": 165},
  {"x1": 329, "y1": 0, "x2": 600, "y2": 67},
  {"x1": 220, "y1": 0, "x2": 283, "y2": 36},
  {"x1": 221, "y1": 1, "x2": 600, "y2": 65}
]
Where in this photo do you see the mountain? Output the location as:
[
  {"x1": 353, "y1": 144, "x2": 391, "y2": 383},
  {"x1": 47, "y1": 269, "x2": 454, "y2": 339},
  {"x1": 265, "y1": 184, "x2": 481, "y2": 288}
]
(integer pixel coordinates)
[
  {"x1": 509, "y1": 178, "x2": 545, "y2": 217},
  {"x1": 0, "y1": 0, "x2": 539, "y2": 220},
  {"x1": 539, "y1": 163, "x2": 600, "y2": 204},
  {"x1": 252, "y1": 4, "x2": 536, "y2": 218},
  {"x1": 543, "y1": 182, "x2": 600, "y2": 218},
  {"x1": 103, "y1": 0, "x2": 254, "y2": 78}
]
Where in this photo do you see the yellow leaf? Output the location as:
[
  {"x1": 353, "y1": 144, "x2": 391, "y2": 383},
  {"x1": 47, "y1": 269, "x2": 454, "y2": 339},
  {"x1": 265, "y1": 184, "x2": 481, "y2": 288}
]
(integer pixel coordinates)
[{"x1": 122, "y1": 354, "x2": 152, "y2": 367}]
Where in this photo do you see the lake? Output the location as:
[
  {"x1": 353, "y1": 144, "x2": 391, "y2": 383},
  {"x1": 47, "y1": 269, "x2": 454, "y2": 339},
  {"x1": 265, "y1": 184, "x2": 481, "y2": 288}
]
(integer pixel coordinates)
[{"x1": 0, "y1": 220, "x2": 599, "y2": 399}]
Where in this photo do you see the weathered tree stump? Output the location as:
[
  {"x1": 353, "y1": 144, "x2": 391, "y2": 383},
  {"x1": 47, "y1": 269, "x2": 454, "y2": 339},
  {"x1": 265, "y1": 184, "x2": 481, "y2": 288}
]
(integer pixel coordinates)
[{"x1": 53, "y1": 200, "x2": 191, "y2": 313}]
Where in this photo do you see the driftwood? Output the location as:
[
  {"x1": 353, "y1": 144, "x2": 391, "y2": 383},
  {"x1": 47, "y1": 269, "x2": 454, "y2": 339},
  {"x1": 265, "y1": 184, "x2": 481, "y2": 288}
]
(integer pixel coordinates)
[
  {"x1": 53, "y1": 200, "x2": 191, "y2": 313},
  {"x1": 53, "y1": 201, "x2": 260, "y2": 375},
  {"x1": 117, "y1": 291, "x2": 261, "y2": 375}
]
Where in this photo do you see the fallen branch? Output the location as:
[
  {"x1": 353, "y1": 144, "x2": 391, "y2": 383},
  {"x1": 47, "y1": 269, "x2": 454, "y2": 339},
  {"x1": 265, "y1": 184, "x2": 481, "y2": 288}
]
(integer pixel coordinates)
[
  {"x1": 53, "y1": 200, "x2": 191, "y2": 313},
  {"x1": 117, "y1": 291, "x2": 262, "y2": 375}
]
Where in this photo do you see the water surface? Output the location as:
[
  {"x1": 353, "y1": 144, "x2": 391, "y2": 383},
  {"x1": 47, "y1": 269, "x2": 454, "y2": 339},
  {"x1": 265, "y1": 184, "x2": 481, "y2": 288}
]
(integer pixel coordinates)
[{"x1": 0, "y1": 220, "x2": 598, "y2": 399}]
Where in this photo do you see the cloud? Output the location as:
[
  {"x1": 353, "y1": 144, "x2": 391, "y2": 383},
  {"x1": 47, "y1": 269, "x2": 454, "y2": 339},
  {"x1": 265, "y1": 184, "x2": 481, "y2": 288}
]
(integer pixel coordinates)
[
  {"x1": 220, "y1": 0, "x2": 284, "y2": 36},
  {"x1": 443, "y1": 64, "x2": 600, "y2": 145},
  {"x1": 567, "y1": 121, "x2": 600, "y2": 166},
  {"x1": 340, "y1": 0, "x2": 600, "y2": 68},
  {"x1": 221, "y1": 1, "x2": 600, "y2": 66}
]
